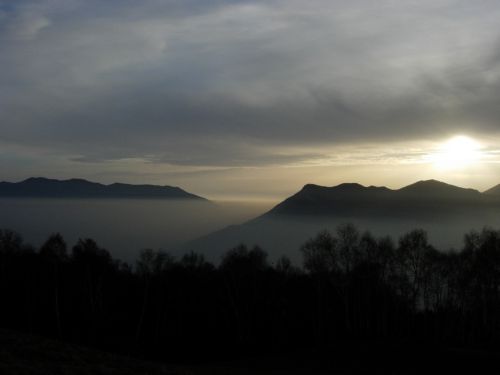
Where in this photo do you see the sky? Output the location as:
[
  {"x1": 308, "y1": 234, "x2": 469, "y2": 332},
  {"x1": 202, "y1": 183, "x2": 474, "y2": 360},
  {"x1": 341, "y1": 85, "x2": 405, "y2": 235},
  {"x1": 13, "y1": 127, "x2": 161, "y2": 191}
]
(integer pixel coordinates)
[{"x1": 2, "y1": 0, "x2": 500, "y2": 201}]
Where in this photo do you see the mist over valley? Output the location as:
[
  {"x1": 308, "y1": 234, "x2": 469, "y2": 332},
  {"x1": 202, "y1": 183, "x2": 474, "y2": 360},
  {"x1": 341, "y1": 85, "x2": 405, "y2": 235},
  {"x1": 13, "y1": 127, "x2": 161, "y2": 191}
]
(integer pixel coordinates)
[{"x1": 2, "y1": 178, "x2": 500, "y2": 264}]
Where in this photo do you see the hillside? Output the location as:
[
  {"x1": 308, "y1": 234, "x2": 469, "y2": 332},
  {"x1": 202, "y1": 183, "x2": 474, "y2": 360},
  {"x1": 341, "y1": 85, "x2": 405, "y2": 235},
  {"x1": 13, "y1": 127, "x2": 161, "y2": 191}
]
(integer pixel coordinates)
[
  {"x1": 187, "y1": 180, "x2": 500, "y2": 262},
  {"x1": 0, "y1": 178, "x2": 207, "y2": 200},
  {"x1": 484, "y1": 184, "x2": 500, "y2": 196}
]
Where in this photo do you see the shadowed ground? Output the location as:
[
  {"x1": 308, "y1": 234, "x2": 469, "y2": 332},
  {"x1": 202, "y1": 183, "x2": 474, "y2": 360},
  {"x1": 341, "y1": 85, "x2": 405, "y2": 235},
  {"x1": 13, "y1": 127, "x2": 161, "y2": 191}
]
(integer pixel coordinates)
[
  {"x1": 0, "y1": 330, "x2": 176, "y2": 375},
  {"x1": 2, "y1": 329, "x2": 500, "y2": 375}
]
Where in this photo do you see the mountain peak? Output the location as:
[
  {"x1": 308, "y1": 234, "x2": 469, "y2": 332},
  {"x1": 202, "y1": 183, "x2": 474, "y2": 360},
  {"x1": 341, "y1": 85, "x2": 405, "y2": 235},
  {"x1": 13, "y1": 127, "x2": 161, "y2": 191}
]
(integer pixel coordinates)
[
  {"x1": 402, "y1": 179, "x2": 446, "y2": 187},
  {"x1": 297, "y1": 182, "x2": 391, "y2": 198},
  {"x1": 301, "y1": 182, "x2": 378, "y2": 192},
  {"x1": 398, "y1": 179, "x2": 479, "y2": 196},
  {"x1": 334, "y1": 182, "x2": 366, "y2": 190},
  {"x1": 301, "y1": 183, "x2": 322, "y2": 190}
]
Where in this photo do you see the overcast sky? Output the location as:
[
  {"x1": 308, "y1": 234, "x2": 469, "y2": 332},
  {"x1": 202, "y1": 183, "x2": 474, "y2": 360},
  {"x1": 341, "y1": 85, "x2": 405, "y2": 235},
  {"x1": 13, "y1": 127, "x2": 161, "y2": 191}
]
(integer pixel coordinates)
[{"x1": 2, "y1": 0, "x2": 500, "y2": 200}]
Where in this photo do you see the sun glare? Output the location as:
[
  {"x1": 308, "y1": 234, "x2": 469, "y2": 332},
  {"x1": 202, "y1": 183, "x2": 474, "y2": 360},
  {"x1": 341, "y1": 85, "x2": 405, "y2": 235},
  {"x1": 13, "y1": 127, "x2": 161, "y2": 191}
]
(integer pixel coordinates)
[{"x1": 430, "y1": 135, "x2": 483, "y2": 170}]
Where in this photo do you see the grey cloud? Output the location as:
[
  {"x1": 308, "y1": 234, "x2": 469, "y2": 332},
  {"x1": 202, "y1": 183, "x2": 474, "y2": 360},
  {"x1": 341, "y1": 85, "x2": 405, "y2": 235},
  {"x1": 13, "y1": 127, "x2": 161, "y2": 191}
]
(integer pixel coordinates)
[{"x1": 2, "y1": 0, "x2": 500, "y2": 169}]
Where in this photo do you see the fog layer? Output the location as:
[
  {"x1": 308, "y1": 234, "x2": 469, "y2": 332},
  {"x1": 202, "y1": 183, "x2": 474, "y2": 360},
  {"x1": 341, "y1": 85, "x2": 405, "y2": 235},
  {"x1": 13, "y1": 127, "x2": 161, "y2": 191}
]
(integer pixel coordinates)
[{"x1": 0, "y1": 198, "x2": 272, "y2": 261}]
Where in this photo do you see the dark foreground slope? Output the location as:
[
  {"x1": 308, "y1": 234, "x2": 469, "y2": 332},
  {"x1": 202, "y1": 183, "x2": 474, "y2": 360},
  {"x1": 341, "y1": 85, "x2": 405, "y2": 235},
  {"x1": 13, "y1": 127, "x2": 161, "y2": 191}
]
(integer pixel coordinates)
[
  {"x1": 4, "y1": 330, "x2": 499, "y2": 375},
  {"x1": 5, "y1": 228, "x2": 500, "y2": 375},
  {"x1": 0, "y1": 330, "x2": 175, "y2": 375},
  {"x1": 0, "y1": 177, "x2": 207, "y2": 200},
  {"x1": 188, "y1": 180, "x2": 500, "y2": 262}
]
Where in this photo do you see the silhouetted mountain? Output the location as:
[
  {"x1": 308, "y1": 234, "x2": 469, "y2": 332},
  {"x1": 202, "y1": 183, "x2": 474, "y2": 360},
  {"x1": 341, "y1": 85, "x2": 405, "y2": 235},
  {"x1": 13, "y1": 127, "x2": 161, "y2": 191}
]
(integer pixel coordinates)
[
  {"x1": 0, "y1": 177, "x2": 207, "y2": 200},
  {"x1": 398, "y1": 179, "x2": 480, "y2": 198},
  {"x1": 266, "y1": 179, "x2": 486, "y2": 219},
  {"x1": 484, "y1": 184, "x2": 500, "y2": 196},
  {"x1": 268, "y1": 182, "x2": 393, "y2": 217},
  {"x1": 187, "y1": 180, "x2": 500, "y2": 262}
]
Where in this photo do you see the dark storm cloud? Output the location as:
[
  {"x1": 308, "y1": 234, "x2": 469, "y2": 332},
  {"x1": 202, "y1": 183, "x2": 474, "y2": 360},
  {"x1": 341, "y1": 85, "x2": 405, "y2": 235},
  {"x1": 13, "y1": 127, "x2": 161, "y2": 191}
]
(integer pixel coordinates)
[{"x1": 2, "y1": 0, "x2": 500, "y2": 168}]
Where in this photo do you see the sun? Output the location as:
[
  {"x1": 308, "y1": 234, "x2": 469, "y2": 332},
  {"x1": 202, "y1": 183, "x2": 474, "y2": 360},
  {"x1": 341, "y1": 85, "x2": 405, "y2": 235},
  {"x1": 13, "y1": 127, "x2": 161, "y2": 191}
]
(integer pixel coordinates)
[{"x1": 430, "y1": 135, "x2": 483, "y2": 170}]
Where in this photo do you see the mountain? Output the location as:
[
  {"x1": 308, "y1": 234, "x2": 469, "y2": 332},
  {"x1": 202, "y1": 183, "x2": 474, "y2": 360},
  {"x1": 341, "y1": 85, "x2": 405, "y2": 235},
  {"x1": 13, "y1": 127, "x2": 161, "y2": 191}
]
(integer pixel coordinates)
[
  {"x1": 187, "y1": 180, "x2": 500, "y2": 263},
  {"x1": 266, "y1": 179, "x2": 484, "y2": 219},
  {"x1": 268, "y1": 183, "x2": 393, "y2": 217},
  {"x1": 0, "y1": 177, "x2": 208, "y2": 200},
  {"x1": 484, "y1": 184, "x2": 500, "y2": 196},
  {"x1": 397, "y1": 179, "x2": 480, "y2": 199}
]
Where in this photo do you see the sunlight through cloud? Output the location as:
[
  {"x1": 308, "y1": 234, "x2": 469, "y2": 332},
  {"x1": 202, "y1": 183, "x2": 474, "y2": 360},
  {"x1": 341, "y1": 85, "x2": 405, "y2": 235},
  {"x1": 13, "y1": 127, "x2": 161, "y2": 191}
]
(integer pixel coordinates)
[{"x1": 428, "y1": 135, "x2": 483, "y2": 170}]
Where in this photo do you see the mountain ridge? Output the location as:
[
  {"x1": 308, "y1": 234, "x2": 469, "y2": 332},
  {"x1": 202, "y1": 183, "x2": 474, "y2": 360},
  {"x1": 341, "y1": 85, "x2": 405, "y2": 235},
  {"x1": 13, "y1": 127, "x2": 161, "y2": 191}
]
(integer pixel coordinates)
[
  {"x1": 186, "y1": 179, "x2": 500, "y2": 262},
  {"x1": 0, "y1": 177, "x2": 208, "y2": 200},
  {"x1": 484, "y1": 184, "x2": 500, "y2": 196},
  {"x1": 266, "y1": 179, "x2": 492, "y2": 217},
  {"x1": 299, "y1": 179, "x2": 484, "y2": 195},
  {"x1": 397, "y1": 179, "x2": 480, "y2": 196}
]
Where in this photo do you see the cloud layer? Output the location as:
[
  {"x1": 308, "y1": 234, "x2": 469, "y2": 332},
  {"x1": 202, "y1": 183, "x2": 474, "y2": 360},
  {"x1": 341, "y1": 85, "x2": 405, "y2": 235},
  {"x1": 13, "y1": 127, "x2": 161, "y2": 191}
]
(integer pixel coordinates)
[{"x1": 2, "y1": 0, "x2": 500, "y2": 196}]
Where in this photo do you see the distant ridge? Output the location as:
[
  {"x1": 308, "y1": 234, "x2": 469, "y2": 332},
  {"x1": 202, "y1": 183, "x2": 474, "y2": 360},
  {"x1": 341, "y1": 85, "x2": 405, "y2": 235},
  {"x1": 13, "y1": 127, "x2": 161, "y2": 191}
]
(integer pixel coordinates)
[
  {"x1": 0, "y1": 177, "x2": 208, "y2": 200},
  {"x1": 186, "y1": 179, "x2": 500, "y2": 261},
  {"x1": 484, "y1": 184, "x2": 500, "y2": 196}
]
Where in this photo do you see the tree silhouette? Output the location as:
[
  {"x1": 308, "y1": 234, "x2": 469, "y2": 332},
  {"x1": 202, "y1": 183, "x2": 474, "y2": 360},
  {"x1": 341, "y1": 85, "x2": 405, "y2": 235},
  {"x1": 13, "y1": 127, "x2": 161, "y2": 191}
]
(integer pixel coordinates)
[
  {"x1": 40, "y1": 233, "x2": 67, "y2": 261},
  {"x1": 71, "y1": 238, "x2": 114, "y2": 343},
  {"x1": 135, "y1": 249, "x2": 175, "y2": 343},
  {"x1": 396, "y1": 229, "x2": 434, "y2": 309},
  {"x1": 301, "y1": 230, "x2": 337, "y2": 275},
  {"x1": 3, "y1": 224, "x2": 500, "y2": 365},
  {"x1": 0, "y1": 229, "x2": 23, "y2": 255},
  {"x1": 336, "y1": 223, "x2": 360, "y2": 274},
  {"x1": 39, "y1": 233, "x2": 68, "y2": 338}
]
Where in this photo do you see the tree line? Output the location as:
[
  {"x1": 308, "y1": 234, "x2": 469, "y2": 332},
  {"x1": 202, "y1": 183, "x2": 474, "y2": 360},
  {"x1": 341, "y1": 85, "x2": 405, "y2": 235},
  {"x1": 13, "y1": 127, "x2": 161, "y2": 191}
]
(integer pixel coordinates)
[{"x1": 1, "y1": 224, "x2": 500, "y2": 361}]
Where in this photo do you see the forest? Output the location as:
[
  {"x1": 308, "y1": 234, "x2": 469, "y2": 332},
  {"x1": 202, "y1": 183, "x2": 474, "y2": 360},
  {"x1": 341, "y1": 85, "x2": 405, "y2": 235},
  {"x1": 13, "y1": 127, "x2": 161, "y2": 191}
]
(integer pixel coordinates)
[{"x1": 1, "y1": 224, "x2": 500, "y2": 365}]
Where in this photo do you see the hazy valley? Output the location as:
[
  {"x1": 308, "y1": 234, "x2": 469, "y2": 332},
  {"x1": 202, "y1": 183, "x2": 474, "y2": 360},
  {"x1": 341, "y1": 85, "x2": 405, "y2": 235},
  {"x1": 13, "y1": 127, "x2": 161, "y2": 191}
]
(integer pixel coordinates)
[{"x1": 2, "y1": 178, "x2": 500, "y2": 264}]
